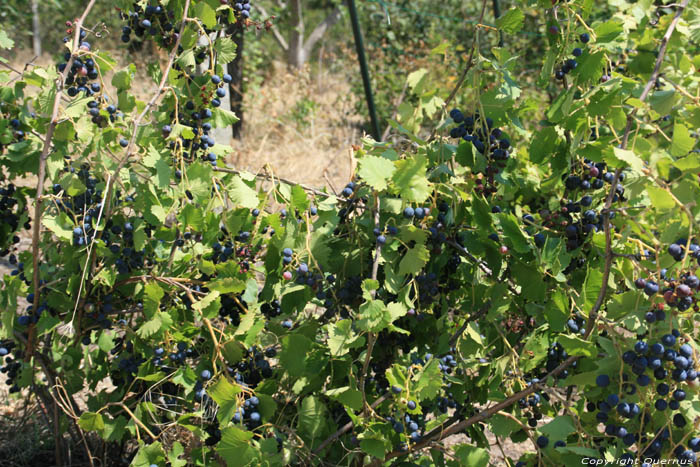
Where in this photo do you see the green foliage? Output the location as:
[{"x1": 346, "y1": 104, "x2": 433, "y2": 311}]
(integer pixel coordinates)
[{"x1": 1, "y1": 1, "x2": 700, "y2": 467}]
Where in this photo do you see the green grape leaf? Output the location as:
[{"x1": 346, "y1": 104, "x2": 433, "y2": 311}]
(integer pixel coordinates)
[
  {"x1": 112, "y1": 69, "x2": 132, "y2": 91},
  {"x1": 496, "y1": 8, "x2": 525, "y2": 34},
  {"x1": 558, "y1": 334, "x2": 596, "y2": 357},
  {"x1": 216, "y1": 427, "x2": 257, "y2": 466},
  {"x1": 399, "y1": 243, "x2": 430, "y2": 276},
  {"x1": 136, "y1": 310, "x2": 173, "y2": 338},
  {"x1": 195, "y1": 2, "x2": 217, "y2": 28},
  {"x1": 498, "y1": 213, "x2": 530, "y2": 253},
  {"x1": 143, "y1": 282, "x2": 165, "y2": 319},
  {"x1": 414, "y1": 358, "x2": 442, "y2": 399},
  {"x1": 78, "y1": 412, "x2": 104, "y2": 432},
  {"x1": 327, "y1": 319, "x2": 364, "y2": 356},
  {"x1": 131, "y1": 441, "x2": 166, "y2": 467},
  {"x1": 391, "y1": 154, "x2": 431, "y2": 202},
  {"x1": 671, "y1": 122, "x2": 695, "y2": 157},
  {"x1": 0, "y1": 30, "x2": 14, "y2": 49},
  {"x1": 43, "y1": 214, "x2": 74, "y2": 241},
  {"x1": 539, "y1": 415, "x2": 577, "y2": 440},
  {"x1": 454, "y1": 445, "x2": 490, "y2": 465},
  {"x1": 208, "y1": 377, "x2": 242, "y2": 424},
  {"x1": 357, "y1": 155, "x2": 396, "y2": 191},
  {"x1": 324, "y1": 386, "x2": 363, "y2": 411},
  {"x1": 297, "y1": 396, "x2": 329, "y2": 447},
  {"x1": 213, "y1": 107, "x2": 239, "y2": 128},
  {"x1": 215, "y1": 37, "x2": 237, "y2": 65}
]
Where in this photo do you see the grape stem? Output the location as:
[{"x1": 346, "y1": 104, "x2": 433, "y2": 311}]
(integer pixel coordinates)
[
  {"x1": 312, "y1": 392, "x2": 390, "y2": 454},
  {"x1": 359, "y1": 194, "x2": 382, "y2": 417},
  {"x1": 212, "y1": 164, "x2": 347, "y2": 201},
  {"x1": 27, "y1": 0, "x2": 97, "y2": 361},
  {"x1": 434, "y1": 0, "x2": 491, "y2": 138},
  {"x1": 79, "y1": 0, "x2": 194, "y2": 330}
]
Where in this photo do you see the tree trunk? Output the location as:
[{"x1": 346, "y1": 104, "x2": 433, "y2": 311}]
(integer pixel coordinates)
[
  {"x1": 302, "y1": 7, "x2": 341, "y2": 61},
  {"x1": 31, "y1": 0, "x2": 41, "y2": 56},
  {"x1": 255, "y1": 2, "x2": 341, "y2": 70},
  {"x1": 228, "y1": 25, "x2": 245, "y2": 139},
  {"x1": 288, "y1": 0, "x2": 306, "y2": 68}
]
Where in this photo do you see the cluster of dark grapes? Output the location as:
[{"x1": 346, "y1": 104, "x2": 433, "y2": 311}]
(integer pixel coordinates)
[
  {"x1": 554, "y1": 33, "x2": 590, "y2": 80},
  {"x1": 0, "y1": 341, "x2": 14, "y2": 357},
  {"x1": 517, "y1": 390, "x2": 548, "y2": 429},
  {"x1": 53, "y1": 168, "x2": 148, "y2": 275},
  {"x1": 106, "y1": 220, "x2": 154, "y2": 274},
  {"x1": 0, "y1": 341, "x2": 21, "y2": 394},
  {"x1": 212, "y1": 234, "x2": 253, "y2": 265},
  {"x1": 522, "y1": 159, "x2": 625, "y2": 253},
  {"x1": 668, "y1": 238, "x2": 700, "y2": 264},
  {"x1": 333, "y1": 274, "x2": 362, "y2": 308},
  {"x1": 0, "y1": 117, "x2": 27, "y2": 154},
  {"x1": 372, "y1": 223, "x2": 397, "y2": 246},
  {"x1": 414, "y1": 272, "x2": 439, "y2": 306},
  {"x1": 448, "y1": 109, "x2": 512, "y2": 197},
  {"x1": 119, "y1": 3, "x2": 177, "y2": 47},
  {"x1": 426, "y1": 203, "x2": 451, "y2": 242},
  {"x1": 387, "y1": 401, "x2": 424, "y2": 445},
  {"x1": 406, "y1": 201, "x2": 464, "y2": 301},
  {"x1": 280, "y1": 247, "x2": 345, "y2": 322},
  {"x1": 529, "y1": 342, "x2": 575, "y2": 381},
  {"x1": 87, "y1": 99, "x2": 124, "y2": 128},
  {"x1": 387, "y1": 351, "x2": 463, "y2": 423},
  {"x1": 7, "y1": 261, "x2": 26, "y2": 281},
  {"x1": 57, "y1": 43, "x2": 102, "y2": 98},
  {"x1": 0, "y1": 182, "x2": 28, "y2": 258},
  {"x1": 566, "y1": 313, "x2": 587, "y2": 336},
  {"x1": 292, "y1": 262, "x2": 318, "y2": 287},
  {"x1": 589, "y1": 327, "x2": 699, "y2": 463},
  {"x1": 334, "y1": 181, "x2": 370, "y2": 230},
  {"x1": 316, "y1": 277, "x2": 351, "y2": 322},
  {"x1": 148, "y1": 381, "x2": 183, "y2": 413},
  {"x1": 53, "y1": 166, "x2": 104, "y2": 238},
  {"x1": 222, "y1": 0, "x2": 252, "y2": 20},
  {"x1": 16, "y1": 292, "x2": 52, "y2": 327},
  {"x1": 109, "y1": 338, "x2": 148, "y2": 386},
  {"x1": 152, "y1": 341, "x2": 197, "y2": 370},
  {"x1": 213, "y1": 0, "x2": 256, "y2": 37},
  {"x1": 205, "y1": 421, "x2": 222, "y2": 446},
  {"x1": 217, "y1": 293, "x2": 246, "y2": 326},
  {"x1": 635, "y1": 240, "x2": 700, "y2": 312},
  {"x1": 194, "y1": 368, "x2": 214, "y2": 401},
  {"x1": 81, "y1": 294, "x2": 134, "y2": 331},
  {"x1": 228, "y1": 345, "x2": 275, "y2": 388},
  {"x1": 402, "y1": 205, "x2": 431, "y2": 221},
  {"x1": 260, "y1": 299, "x2": 282, "y2": 318},
  {"x1": 232, "y1": 394, "x2": 263, "y2": 429},
  {"x1": 164, "y1": 73, "x2": 232, "y2": 171}
]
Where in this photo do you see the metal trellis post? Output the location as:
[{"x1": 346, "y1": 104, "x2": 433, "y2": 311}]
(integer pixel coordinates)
[
  {"x1": 346, "y1": 0, "x2": 381, "y2": 141},
  {"x1": 493, "y1": 0, "x2": 504, "y2": 47}
]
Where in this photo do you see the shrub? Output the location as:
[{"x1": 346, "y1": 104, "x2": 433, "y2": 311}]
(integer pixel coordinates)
[{"x1": 0, "y1": 0, "x2": 699, "y2": 466}]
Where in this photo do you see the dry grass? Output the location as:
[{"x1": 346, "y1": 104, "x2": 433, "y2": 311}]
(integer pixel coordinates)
[
  {"x1": 0, "y1": 382, "x2": 57, "y2": 467},
  {"x1": 226, "y1": 62, "x2": 362, "y2": 191}
]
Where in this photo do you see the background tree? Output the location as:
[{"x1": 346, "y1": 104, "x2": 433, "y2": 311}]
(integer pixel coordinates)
[{"x1": 256, "y1": 0, "x2": 343, "y2": 69}]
